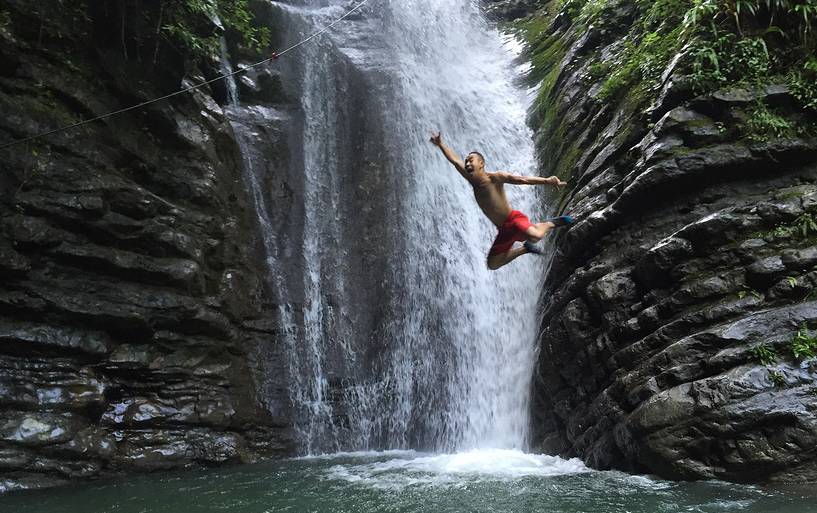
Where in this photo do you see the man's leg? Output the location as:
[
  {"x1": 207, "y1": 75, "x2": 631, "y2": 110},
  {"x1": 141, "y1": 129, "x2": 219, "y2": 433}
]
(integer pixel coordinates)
[
  {"x1": 525, "y1": 221, "x2": 556, "y2": 242},
  {"x1": 487, "y1": 245, "x2": 529, "y2": 270}
]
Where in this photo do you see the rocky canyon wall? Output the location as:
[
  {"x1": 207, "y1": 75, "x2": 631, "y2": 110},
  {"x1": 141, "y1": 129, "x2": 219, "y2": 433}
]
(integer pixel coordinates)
[
  {"x1": 516, "y1": 0, "x2": 817, "y2": 482},
  {"x1": 0, "y1": 0, "x2": 293, "y2": 492}
]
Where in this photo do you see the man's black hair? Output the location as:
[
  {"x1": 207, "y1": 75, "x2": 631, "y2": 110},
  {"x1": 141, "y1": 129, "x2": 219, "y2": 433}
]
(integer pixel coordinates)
[{"x1": 468, "y1": 151, "x2": 485, "y2": 163}]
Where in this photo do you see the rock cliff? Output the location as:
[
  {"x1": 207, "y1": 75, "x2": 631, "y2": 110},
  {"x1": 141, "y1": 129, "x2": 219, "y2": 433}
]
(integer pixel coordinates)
[
  {"x1": 0, "y1": 0, "x2": 292, "y2": 492},
  {"x1": 517, "y1": 0, "x2": 817, "y2": 482}
]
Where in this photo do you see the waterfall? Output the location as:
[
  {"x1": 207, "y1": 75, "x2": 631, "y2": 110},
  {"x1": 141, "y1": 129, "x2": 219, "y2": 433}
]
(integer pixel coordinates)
[{"x1": 229, "y1": 0, "x2": 544, "y2": 454}]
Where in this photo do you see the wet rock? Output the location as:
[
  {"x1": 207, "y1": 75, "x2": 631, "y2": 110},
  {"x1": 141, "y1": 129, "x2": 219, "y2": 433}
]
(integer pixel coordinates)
[
  {"x1": 0, "y1": 0, "x2": 292, "y2": 493},
  {"x1": 0, "y1": 364, "x2": 107, "y2": 411},
  {"x1": 528, "y1": 0, "x2": 817, "y2": 484},
  {"x1": 0, "y1": 240, "x2": 30, "y2": 274},
  {"x1": 48, "y1": 243, "x2": 204, "y2": 292},
  {"x1": 482, "y1": 0, "x2": 540, "y2": 21},
  {"x1": 0, "y1": 413, "x2": 78, "y2": 446},
  {"x1": 116, "y1": 429, "x2": 248, "y2": 470},
  {"x1": 237, "y1": 66, "x2": 287, "y2": 105},
  {"x1": 781, "y1": 246, "x2": 817, "y2": 270},
  {"x1": 0, "y1": 321, "x2": 112, "y2": 355}
]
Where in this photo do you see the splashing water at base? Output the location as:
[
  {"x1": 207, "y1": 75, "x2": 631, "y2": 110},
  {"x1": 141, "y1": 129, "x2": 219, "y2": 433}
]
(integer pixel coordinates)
[{"x1": 323, "y1": 449, "x2": 589, "y2": 490}]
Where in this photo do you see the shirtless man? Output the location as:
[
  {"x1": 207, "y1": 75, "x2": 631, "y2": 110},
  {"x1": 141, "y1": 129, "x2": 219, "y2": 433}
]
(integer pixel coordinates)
[{"x1": 430, "y1": 132, "x2": 573, "y2": 270}]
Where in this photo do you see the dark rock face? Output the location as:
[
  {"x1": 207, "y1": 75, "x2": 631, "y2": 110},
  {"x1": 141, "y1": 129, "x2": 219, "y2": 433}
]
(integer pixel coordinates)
[
  {"x1": 529, "y1": 8, "x2": 817, "y2": 482},
  {"x1": 0, "y1": 0, "x2": 292, "y2": 492},
  {"x1": 483, "y1": 0, "x2": 541, "y2": 21}
]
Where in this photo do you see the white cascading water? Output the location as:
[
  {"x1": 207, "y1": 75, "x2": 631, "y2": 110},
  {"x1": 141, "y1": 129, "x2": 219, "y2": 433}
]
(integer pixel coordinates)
[
  {"x1": 226, "y1": 0, "x2": 546, "y2": 454},
  {"x1": 374, "y1": 0, "x2": 542, "y2": 451}
]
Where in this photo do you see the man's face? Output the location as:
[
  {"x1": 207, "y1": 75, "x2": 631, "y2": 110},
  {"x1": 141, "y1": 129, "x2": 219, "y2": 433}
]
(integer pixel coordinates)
[{"x1": 464, "y1": 153, "x2": 483, "y2": 174}]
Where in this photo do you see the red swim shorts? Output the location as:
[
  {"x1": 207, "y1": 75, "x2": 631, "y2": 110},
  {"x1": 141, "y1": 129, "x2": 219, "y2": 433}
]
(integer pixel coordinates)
[{"x1": 488, "y1": 210, "x2": 533, "y2": 256}]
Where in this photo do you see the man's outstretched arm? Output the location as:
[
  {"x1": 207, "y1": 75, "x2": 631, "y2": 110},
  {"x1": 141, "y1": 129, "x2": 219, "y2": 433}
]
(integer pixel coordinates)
[
  {"x1": 429, "y1": 132, "x2": 469, "y2": 179},
  {"x1": 492, "y1": 172, "x2": 567, "y2": 186}
]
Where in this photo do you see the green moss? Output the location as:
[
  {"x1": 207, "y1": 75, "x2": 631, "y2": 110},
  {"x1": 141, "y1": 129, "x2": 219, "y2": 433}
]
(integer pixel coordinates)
[
  {"x1": 514, "y1": 2, "x2": 573, "y2": 180},
  {"x1": 530, "y1": 38, "x2": 567, "y2": 86}
]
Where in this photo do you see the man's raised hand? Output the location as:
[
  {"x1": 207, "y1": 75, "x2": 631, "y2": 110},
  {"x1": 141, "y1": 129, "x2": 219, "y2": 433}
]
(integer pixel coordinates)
[
  {"x1": 429, "y1": 131, "x2": 442, "y2": 147},
  {"x1": 548, "y1": 176, "x2": 568, "y2": 187}
]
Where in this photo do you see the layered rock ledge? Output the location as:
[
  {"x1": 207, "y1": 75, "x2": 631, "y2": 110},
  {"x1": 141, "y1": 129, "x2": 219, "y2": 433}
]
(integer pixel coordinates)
[
  {"x1": 525, "y1": 0, "x2": 817, "y2": 482},
  {"x1": 0, "y1": 0, "x2": 292, "y2": 492}
]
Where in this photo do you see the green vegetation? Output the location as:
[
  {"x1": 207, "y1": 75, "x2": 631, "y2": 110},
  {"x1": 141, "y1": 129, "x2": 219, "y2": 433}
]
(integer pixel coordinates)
[
  {"x1": 768, "y1": 369, "x2": 786, "y2": 386},
  {"x1": 746, "y1": 100, "x2": 796, "y2": 140},
  {"x1": 737, "y1": 285, "x2": 763, "y2": 299},
  {"x1": 524, "y1": 0, "x2": 816, "y2": 138},
  {"x1": 789, "y1": 56, "x2": 817, "y2": 110},
  {"x1": 765, "y1": 212, "x2": 817, "y2": 240},
  {"x1": 516, "y1": 9, "x2": 574, "y2": 181},
  {"x1": 795, "y1": 213, "x2": 817, "y2": 238},
  {"x1": 750, "y1": 325, "x2": 817, "y2": 388},
  {"x1": 752, "y1": 343, "x2": 778, "y2": 365},
  {"x1": 514, "y1": 0, "x2": 816, "y2": 186},
  {"x1": 791, "y1": 323, "x2": 817, "y2": 359},
  {"x1": 595, "y1": 0, "x2": 689, "y2": 102},
  {"x1": 162, "y1": 0, "x2": 270, "y2": 58},
  {"x1": 0, "y1": 10, "x2": 9, "y2": 30}
]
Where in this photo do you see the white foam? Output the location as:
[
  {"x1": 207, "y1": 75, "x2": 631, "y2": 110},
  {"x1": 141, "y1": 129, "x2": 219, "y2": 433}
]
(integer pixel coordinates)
[{"x1": 322, "y1": 449, "x2": 590, "y2": 490}]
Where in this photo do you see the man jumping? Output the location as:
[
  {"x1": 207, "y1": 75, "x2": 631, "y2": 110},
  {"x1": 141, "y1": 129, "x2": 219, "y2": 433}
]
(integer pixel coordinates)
[{"x1": 430, "y1": 131, "x2": 573, "y2": 270}]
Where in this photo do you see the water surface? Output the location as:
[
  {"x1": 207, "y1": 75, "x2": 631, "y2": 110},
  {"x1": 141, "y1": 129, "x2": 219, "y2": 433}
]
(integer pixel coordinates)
[{"x1": 2, "y1": 450, "x2": 813, "y2": 513}]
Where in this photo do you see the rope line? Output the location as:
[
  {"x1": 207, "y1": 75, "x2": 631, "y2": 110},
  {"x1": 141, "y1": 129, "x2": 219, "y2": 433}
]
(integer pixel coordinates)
[{"x1": 0, "y1": 0, "x2": 372, "y2": 150}]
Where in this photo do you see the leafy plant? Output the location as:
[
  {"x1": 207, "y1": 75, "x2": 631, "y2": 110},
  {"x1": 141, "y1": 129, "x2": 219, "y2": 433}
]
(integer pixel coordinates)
[
  {"x1": 791, "y1": 323, "x2": 817, "y2": 359},
  {"x1": 789, "y1": 57, "x2": 817, "y2": 110},
  {"x1": 787, "y1": 276, "x2": 799, "y2": 287},
  {"x1": 752, "y1": 343, "x2": 778, "y2": 365},
  {"x1": 766, "y1": 213, "x2": 817, "y2": 240},
  {"x1": 560, "y1": 0, "x2": 589, "y2": 22},
  {"x1": 746, "y1": 100, "x2": 795, "y2": 140},
  {"x1": 738, "y1": 285, "x2": 763, "y2": 299},
  {"x1": 768, "y1": 369, "x2": 786, "y2": 386},
  {"x1": 162, "y1": 0, "x2": 270, "y2": 59},
  {"x1": 689, "y1": 34, "x2": 772, "y2": 92},
  {"x1": 681, "y1": 0, "x2": 817, "y2": 119},
  {"x1": 579, "y1": 0, "x2": 610, "y2": 24},
  {"x1": 596, "y1": 0, "x2": 687, "y2": 101},
  {"x1": 0, "y1": 9, "x2": 9, "y2": 29},
  {"x1": 795, "y1": 213, "x2": 817, "y2": 238}
]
